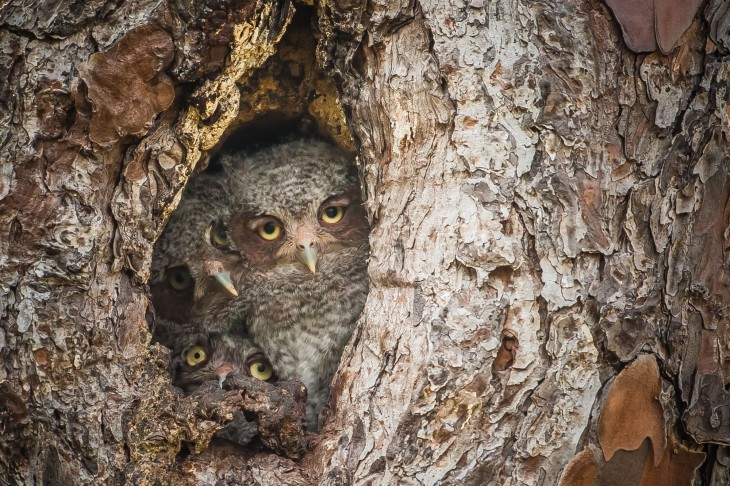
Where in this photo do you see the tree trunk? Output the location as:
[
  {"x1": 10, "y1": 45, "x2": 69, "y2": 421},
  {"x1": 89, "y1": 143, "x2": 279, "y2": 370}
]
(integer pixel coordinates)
[{"x1": 1, "y1": 0, "x2": 729, "y2": 484}]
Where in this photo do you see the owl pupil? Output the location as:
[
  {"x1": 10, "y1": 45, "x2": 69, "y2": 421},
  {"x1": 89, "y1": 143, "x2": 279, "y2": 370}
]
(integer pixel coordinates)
[
  {"x1": 194, "y1": 352, "x2": 201, "y2": 360},
  {"x1": 325, "y1": 207, "x2": 337, "y2": 218},
  {"x1": 256, "y1": 363, "x2": 266, "y2": 373},
  {"x1": 263, "y1": 222, "x2": 276, "y2": 234}
]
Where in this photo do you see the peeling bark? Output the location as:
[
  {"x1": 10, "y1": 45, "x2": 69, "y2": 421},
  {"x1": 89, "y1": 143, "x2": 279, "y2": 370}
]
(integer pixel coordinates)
[{"x1": 2, "y1": 0, "x2": 730, "y2": 484}]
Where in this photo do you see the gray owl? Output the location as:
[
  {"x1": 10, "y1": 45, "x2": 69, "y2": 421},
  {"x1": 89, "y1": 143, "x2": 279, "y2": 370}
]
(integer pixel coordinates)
[
  {"x1": 170, "y1": 332, "x2": 275, "y2": 393},
  {"x1": 150, "y1": 174, "x2": 241, "y2": 347},
  {"x1": 223, "y1": 139, "x2": 370, "y2": 430},
  {"x1": 170, "y1": 332, "x2": 276, "y2": 445}
]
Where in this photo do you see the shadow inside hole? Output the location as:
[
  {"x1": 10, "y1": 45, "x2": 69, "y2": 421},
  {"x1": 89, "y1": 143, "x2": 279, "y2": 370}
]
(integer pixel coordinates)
[{"x1": 206, "y1": 114, "x2": 323, "y2": 174}]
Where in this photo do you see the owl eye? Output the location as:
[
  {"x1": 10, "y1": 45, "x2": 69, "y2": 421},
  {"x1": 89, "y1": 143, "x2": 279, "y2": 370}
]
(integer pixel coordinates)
[
  {"x1": 185, "y1": 345, "x2": 208, "y2": 366},
  {"x1": 257, "y1": 221, "x2": 282, "y2": 241},
  {"x1": 248, "y1": 357, "x2": 274, "y2": 381},
  {"x1": 321, "y1": 206, "x2": 345, "y2": 224},
  {"x1": 167, "y1": 266, "x2": 193, "y2": 291},
  {"x1": 209, "y1": 222, "x2": 231, "y2": 247}
]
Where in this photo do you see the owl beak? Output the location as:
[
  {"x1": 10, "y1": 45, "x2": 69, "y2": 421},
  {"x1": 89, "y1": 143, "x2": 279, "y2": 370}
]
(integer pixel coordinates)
[
  {"x1": 204, "y1": 260, "x2": 238, "y2": 296},
  {"x1": 212, "y1": 271, "x2": 238, "y2": 296},
  {"x1": 299, "y1": 246, "x2": 318, "y2": 274},
  {"x1": 296, "y1": 226, "x2": 318, "y2": 274},
  {"x1": 215, "y1": 363, "x2": 235, "y2": 388}
]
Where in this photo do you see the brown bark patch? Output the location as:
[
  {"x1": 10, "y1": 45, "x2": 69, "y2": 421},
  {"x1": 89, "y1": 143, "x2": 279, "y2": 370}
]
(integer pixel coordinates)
[
  {"x1": 639, "y1": 437, "x2": 705, "y2": 486},
  {"x1": 558, "y1": 445, "x2": 600, "y2": 486},
  {"x1": 598, "y1": 354, "x2": 666, "y2": 465},
  {"x1": 80, "y1": 25, "x2": 175, "y2": 147},
  {"x1": 492, "y1": 330, "x2": 518, "y2": 372},
  {"x1": 35, "y1": 79, "x2": 76, "y2": 139},
  {"x1": 654, "y1": 0, "x2": 704, "y2": 54},
  {"x1": 603, "y1": 0, "x2": 702, "y2": 53},
  {"x1": 0, "y1": 382, "x2": 29, "y2": 428},
  {"x1": 599, "y1": 439, "x2": 653, "y2": 486}
]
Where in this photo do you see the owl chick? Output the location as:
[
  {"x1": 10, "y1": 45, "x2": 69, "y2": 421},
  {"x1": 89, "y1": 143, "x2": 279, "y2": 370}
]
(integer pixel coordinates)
[
  {"x1": 224, "y1": 138, "x2": 370, "y2": 430},
  {"x1": 170, "y1": 332, "x2": 275, "y2": 393},
  {"x1": 150, "y1": 173, "x2": 242, "y2": 346},
  {"x1": 170, "y1": 332, "x2": 276, "y2": 446}
]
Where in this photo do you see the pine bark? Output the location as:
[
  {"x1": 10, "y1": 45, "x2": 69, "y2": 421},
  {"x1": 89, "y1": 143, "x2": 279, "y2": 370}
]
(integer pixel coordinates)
[{"x1": 1, "y1": 0, "x2": 729, "y2": 484}]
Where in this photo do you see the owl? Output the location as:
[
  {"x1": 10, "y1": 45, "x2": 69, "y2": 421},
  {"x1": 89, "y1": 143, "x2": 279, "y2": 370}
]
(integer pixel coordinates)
[
  {"x1": 150, "y1": 173, "x2": 243, "y2": 347},
  {"x1": 170, "y1": 332, "x2": 275, "y2": 393},
  {"x1": 170, "y1": 331, "x2": 276, "y2": 446},
  {"x1": 223, "y1": 138, "x2": 370, "y2": 430}
]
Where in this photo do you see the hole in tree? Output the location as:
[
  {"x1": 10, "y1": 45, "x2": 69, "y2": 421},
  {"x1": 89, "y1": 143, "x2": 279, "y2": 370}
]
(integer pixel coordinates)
[{"x1": 147, "y1": 3, "x2": 369, "y2": 459}]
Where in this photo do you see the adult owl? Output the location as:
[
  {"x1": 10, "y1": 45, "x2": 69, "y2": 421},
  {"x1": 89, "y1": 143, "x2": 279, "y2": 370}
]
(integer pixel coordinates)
[
  {"x1": 150, "y1": 174, "x2": 241, "y2": 347},
  {"x1": 223, "y1": 138, "x2": 370, "y2": 430}
]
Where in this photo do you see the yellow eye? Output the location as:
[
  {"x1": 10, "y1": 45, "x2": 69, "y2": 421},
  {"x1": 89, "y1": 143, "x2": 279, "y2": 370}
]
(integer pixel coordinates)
[
  {"x1": 321, "y1": 206, "x2": 344, "y2": 224},
  {"x1": 185, "y1": 346, "x2": 208, "y2": 366},
  {"x1": 210, "y1": 222, "x2": 231, "y2": 247},
  {"x1": 168, "y1": 267, "x2": 192, "y2": 291},
  {"x1": 257, "y1": 221, "x2": 281, "y2": 241},
  {"x1": 249, "y1": 358, "x2": 273, "y2": 381}
]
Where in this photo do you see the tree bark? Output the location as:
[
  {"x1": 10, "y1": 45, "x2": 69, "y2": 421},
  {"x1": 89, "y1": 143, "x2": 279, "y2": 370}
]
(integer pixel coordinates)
[{"x1": 1, "y1": 0, "x2": 729, "y2": 484}]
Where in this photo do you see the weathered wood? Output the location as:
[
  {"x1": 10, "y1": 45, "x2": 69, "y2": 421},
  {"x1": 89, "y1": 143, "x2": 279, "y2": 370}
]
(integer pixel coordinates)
[
  {"x1": 1, "y1": 0, "x2": 729, "y2": 483},
  {"x1": 0, "y1": 0, "x2": 295, "y2": 483},
  {"x1": 314, "y1": 0, "x2": 727, "y2": 483}
]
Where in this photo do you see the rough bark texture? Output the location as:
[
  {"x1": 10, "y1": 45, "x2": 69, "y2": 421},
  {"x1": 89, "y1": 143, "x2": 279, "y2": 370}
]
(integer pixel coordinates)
[{"x1": 1, "y1": 0, "x2": 730, "y2": 484}]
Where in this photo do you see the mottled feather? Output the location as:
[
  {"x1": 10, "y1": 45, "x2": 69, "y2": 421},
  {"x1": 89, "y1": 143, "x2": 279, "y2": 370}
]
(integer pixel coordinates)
[
  {"x1": 150, "y1": 174, "x2": 244, "y2": 346},
  {"x1": 223, "y1": 139, "x2": 370, "y2": 429},
  {"x1": 169, "y1": 331, "x2": 276, "y2": 445}
]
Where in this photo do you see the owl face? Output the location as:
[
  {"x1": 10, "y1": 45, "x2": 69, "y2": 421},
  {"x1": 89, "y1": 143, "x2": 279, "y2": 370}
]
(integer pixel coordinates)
[
  {"x1": 219, "y1": 139, "x2": 371, "y2": 430},
  {"x1": 150, "y1": 175, "x2": 240, "y2": 325},
  {"x1": 225, "y1": 140, "x2": 369, "y2": 276},
  {"x1": 170, "y1": 332, "x2": 276, "y2": 393}
]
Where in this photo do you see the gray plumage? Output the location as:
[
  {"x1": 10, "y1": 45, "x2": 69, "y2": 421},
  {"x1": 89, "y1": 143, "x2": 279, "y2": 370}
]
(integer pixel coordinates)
[
  {"x1": 169, "y1": 332, "x2": 275, "y2": 392},
  {"x1": 223, "y1": 139, "x2": 370, "y2": 430},
  {"x1": 169, "y1": 332, "x2": 276, "y2": 445},
  {"x1": 150, "y1": 174, "x2": 242, "y2": 347}
]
